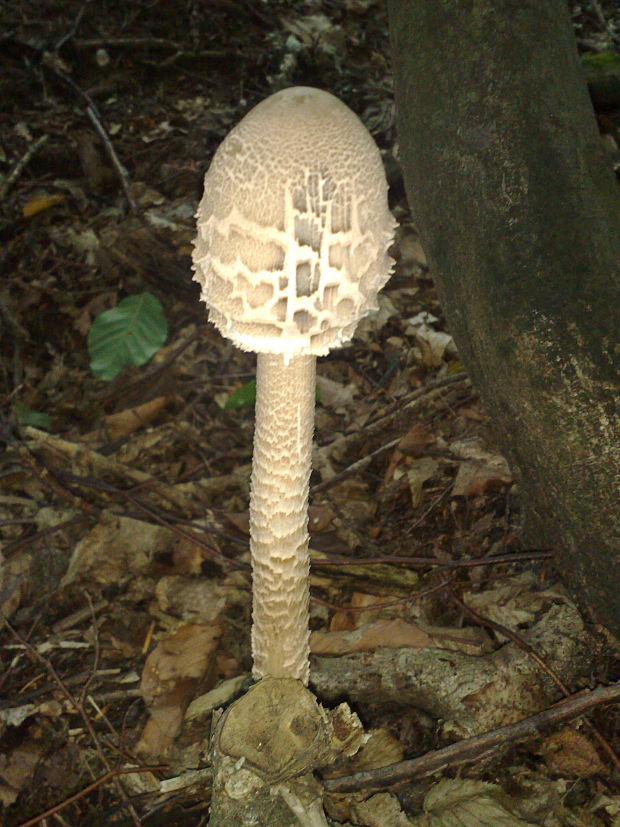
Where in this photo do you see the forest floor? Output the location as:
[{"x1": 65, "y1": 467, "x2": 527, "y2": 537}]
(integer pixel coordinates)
[{"x1": 1, "y1": 1, "x2": 619, "y2": 825}]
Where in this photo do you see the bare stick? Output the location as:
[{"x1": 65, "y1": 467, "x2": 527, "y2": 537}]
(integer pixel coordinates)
[
  {"x1": 54, "y1": 0, "x2": 93, "y2": 52},
  {"x1": 85, "y1": 103, "x2": 138, "y2": 212},
  {"x1": 323, "y1": 681, "x2": 620, "y2": 793},
  {"x1": 3, "y1": 617, "x2": 143, "y2": 826},
  {"x1": 16, "y1": 765, "x2": 167, "y2": 827},
  {"x1": 0, "y1": 135, "x2": 49, "y2": 199},
  {"x1": 590, "y1": 0, "x2": 620, "y2": 46}
]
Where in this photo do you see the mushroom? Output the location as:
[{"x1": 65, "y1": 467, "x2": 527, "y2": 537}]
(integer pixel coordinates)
[{"x1": 193, "y1": 86, "x2": 395, "y2": 683}]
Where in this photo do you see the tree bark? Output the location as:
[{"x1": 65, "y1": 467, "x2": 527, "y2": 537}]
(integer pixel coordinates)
[{"x1": 388, "y1": 1, "x2": 620, "y2": 637}]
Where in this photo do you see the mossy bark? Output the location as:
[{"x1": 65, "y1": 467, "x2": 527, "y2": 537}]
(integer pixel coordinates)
[{"x1": 388, "y1": 0, "x2": 620, "y2": 636}]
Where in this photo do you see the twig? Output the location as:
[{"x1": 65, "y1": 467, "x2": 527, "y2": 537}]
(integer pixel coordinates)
[
  {"x1": 314, "y1": 548, "x2": 554, "y2": 570},
  {"x1": 57, "y1": 469, "x2": 241, "y2": 568},
  {"x1": 3, "y1": 515, "x2": 91, "y2": 557},
  {"x1": 590, "y1": 0, "x2": 620, "y2": 46},
  {"x1": 85, "y1": 103, "x2": 138, "y2": 212},
  {"x1": 16, "y1": 765, "x2": 167, "y2": 827},
  {"x1": 446, "y1": 588, "x2": 620, "y2": 774},
  {"x1": 312, "y1": 434, "x2": 400, "y2": 495},
  {"x1": 0, "y1": 135, "x2": 49, "y2": 199},
  {"x1": 52, "y1": 598, "x2": 108, "y2": 633},
  {"x1": 312, "y1": 575, "x2": 455, "y2": 613},
  {"x1": 14, "y1": 441, "x2": 100, "y2": 517},
  {"x1": 20, "y1": 37, "x2": 137, "y2": 213},
  {"x1": 54, "y1": 0, "x2": 93, "y2": 52},
  {"x1": 323, "y1": 681, "x2": 620, "y2": 793},
  {"x1": 312, "y1": 374, "x2": 469, "y2": 496},
  {"x1": 2, "y1": 618, "x2": 143, "y2": 826},
  {"x1": 79, "y1": 592, "x2": 101, "y2": 706},
  {"x1": 404, "y1": 485, "x2": 451, "y2": 535},
  {"x1": 74, "y1": 35, "x2": 229, "y2": 55}
]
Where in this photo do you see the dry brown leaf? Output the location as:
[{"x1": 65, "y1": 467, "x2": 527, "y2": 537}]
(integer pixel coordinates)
[
  {"x1": 154, "y1": 576, "x2": 246, "y2": 622},
  {"x1": 22, "y1": 193, "x2": 65, "y2": 217},
  {"x1": 308, "y1": 503, "x2": 337, "y2": 532},
  {"x1": 403, "y1": 457, "x2": 440, "y2": 508},
  {"x1": 101, "y1": 395, "x2": 174, "y2": 440},
  {"x1": 330, "y1": 728, "x2": 404, "y2": 778},
  {"x1": 398, "y1": 422, "x2": 436, "y2": 457},
  {"x1": 311, "y1": 618, "x2": 488, "y2": 656},
  {"x1": 141, "y1": 623, "x2": 221, "y2": 702},
  {"x1": 311, "y1": 619, "x2": 432, "y2": 654},
  {"x1": 171, "y1": 537, "x2": 204, "y2": 574},
  {"x1": 316, "y1": 374, "x2": 356, "y2": 408},
  {"x1": 330, "y1": 592, "x2": 399, "y2": 631},
  {"x1": 137, "y1": 687, "x2": 188, "y2": 759},
  {"x1": 542, "y1": 727, "x2": 608, "y2": 778},
  {"x1": 138, "y1": 622, "x2": 222, "y2": 757},
  {"x1": 0, "y1": 740, "x2": 43, "y2": 806},
  {"x1": 351, "y1": 793, "x2": 413, "y2": 827},
  {"x1": 0, "y1": 551, "x2": 32, "y2": 618},
  {"x1": 450, "y1": 436, "x2": 513, "y2": 497},
  {"x1": 60, "y1": 511, "x2": 174, "y2": 588},
  {"x1": 464, "y1": 571, "x2": 566, "y2": 630},
  {"x1": 451, "y1": 458, "x2": 513, "y2": 496}
]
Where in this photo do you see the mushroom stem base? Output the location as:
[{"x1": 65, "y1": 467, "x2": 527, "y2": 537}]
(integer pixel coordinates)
[{"x1": 250, "y1": 352, "x2": 316, "y2": 683}]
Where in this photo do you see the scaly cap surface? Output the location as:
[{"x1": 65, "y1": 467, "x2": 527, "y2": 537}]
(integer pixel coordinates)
[{"x1": 193, "y1": 86, "x2": 395, "y2": 356}]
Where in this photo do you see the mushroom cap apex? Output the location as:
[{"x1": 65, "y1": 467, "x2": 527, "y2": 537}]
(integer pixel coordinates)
[{"x1": 192, "y1": 86, "x2": 395, "y2": 356}]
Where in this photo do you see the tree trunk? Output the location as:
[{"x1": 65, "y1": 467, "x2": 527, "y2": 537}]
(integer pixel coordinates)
[{"x1": 388, "y1": 0, "x2": 620, "y2": 637}]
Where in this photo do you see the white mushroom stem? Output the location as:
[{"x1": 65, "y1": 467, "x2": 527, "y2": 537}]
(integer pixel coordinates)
[
  {"x1": 193, "y1": 86, "x2": 395, "y2": 687},
  {"x1": 250, "y1": 352, "x2": 316, "y2": 683}
]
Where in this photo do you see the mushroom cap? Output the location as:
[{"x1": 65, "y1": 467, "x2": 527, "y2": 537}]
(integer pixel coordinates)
[{"x1": 193, "y1": 86, "x2": 395, "y2": 356}]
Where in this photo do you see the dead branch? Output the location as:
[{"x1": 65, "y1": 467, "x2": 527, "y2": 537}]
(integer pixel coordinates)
[
  {"x1": 0, "y1": 135, "x2": 49, "y2": 200},
  {"x1": 447, "y1": 588, "x2": 620, "y2": 774},
  {"x1": 74, "y1": 35, "x2": 229, "y2": 55},
  {"x1": 16, "y1": 765, "x2": 168, "y2": 827},
  {"x1": 3, "y1": 617, "x2": 143, "y2": 826},
  {"x1": 323, "y1": 680, "x2": 620, "y2": 793}
]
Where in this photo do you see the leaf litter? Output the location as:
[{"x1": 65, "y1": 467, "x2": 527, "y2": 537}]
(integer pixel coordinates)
[{"x1": 0, "y1": 1, "x2": 619, "y2": 825}]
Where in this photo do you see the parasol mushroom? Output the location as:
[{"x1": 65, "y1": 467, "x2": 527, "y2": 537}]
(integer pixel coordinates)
[{"x1": 193, "y1": 86, "x2": 395, "y2": 683}]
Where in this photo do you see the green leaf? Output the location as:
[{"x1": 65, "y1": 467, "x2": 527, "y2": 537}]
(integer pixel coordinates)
[
  {"x1": 88, "y1": 293, "x2": 168, "y2": 381},
  {"x1": 224, "y1": 378, "x2": 322, "y2": 410},
  {"x1": 14, "y1": 402, "x2": 52, "y2": 429},
  {"x1": 225, "y1": 378, "x2": 257, "y2": 410},
  {"x1": 581, "y1": 52, "x2": 620, "y2": 69}
]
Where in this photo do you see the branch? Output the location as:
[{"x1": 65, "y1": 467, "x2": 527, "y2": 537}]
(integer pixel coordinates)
[{"x1": 323, "y1": 681, "x2": 620, "y2": 793}]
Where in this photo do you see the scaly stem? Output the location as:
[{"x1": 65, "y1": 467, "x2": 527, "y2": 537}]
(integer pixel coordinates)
[{"x1": 250, "y1": 352, "x2": 316, "y2": 683}]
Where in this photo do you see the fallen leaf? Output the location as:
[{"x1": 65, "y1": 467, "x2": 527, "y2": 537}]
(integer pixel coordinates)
[
  {"x1": 542, "y1": 727, "x2": 607, "y2": 777},
  {"x1": 0, "y1": 740, "x2": 43, "y2": 806},
  {"x1": 406, "y1": 312, "x2": 457, "y2": 367},
  {"x1": 464, "y1": 571, "x2": 566, "y2": 630},
  {"x1": 316, "y1": 374, "x2": 356, "y2": 408},
  {"x1": 60, "y1": 511, "x2": 174, "y2": 589},
  {"x1": 451, "y1": 459, "x2": 513, "y2": 496},
  {"x1": 411, "y1": 778, "x2": 536, "y2": 826},
  {"x1": 327, "y1": 728, "x2": 404, "y2": 777},
  {"x1": 100, "y1": 395, "x2": 174, "y2": 440},
  {"x1": 154, "y1": 575, "x2": 246, "y2": 622},
  {"x1": 329, "y1": 592, "x2": 387, "y2": 631},
  {"x1": 450, "y1": 436, "x2": 513, "y2": 496},
  {"x1": 404, "y1": 456, "x2": 439, "y2": 508},
  {"x1": 397, "y1": 422, "x2": 437, "y2": 457},
  {"x1": 311, "y1": 618, "x2": 488, "y2": 656},
  {"x1": 351, "y1": 793, "x2": 413, "y2": 827},
  {"x1": 0, "y1": 551, "x2": 32, "y2": 617},
  {"x1": 138, "y1": 622, "x2": 222, "y2": 758},
  {"x1": 22, "y1": 193, "x2": 65, "y2": 217}
]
